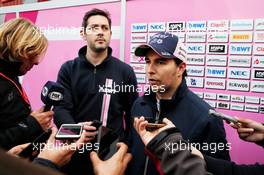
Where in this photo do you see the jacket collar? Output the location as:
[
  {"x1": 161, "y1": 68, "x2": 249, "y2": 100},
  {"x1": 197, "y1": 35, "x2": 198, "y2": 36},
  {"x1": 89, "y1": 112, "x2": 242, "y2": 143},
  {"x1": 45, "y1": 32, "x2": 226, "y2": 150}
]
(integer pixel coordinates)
[
  {"x1": 0, "y1": 58, "x2": 22, "y2": 77},
  {"x1": 142, "y1": 79, "x2": 189, "y2": 113},
  {"x1": 78, "y1": 46, "x2": 113, "y2": 68}
]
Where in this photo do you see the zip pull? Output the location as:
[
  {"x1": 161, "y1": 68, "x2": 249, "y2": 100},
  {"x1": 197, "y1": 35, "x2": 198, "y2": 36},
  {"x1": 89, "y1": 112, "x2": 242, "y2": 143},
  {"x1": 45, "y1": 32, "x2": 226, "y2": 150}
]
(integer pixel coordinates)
[{"x1": 94, "y1": 68, "x2": 97, "y2": 74}]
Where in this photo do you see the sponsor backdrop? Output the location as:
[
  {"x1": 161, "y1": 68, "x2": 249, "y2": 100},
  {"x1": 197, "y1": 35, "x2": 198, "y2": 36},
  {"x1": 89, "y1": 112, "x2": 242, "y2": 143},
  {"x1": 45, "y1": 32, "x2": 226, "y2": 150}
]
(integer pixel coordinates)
[
  {"x1": 126, "y1": 0, "x2": 264, "y2": 164},
  {"x1": 1, "y1": 0, "x2": 263, "y2": 165}
]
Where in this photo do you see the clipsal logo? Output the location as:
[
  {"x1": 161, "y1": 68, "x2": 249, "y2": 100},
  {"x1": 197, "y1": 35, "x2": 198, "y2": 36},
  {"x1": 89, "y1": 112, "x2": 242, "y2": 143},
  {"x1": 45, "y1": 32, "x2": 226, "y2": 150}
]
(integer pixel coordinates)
[
  {"x1": 205, "y1": 78, "x2": 226, "y2": 89},
  {"x1": 253, "y1": 56, "x2": 264, "y2": 68},
  {"x1": 251, "y1": 81, "x2": 264, "y2": 92},
  {"x1": 227, "y1": 80, "x2": 249, "y2": 91},
  {"x1": 187, "y1": 44, "x2": 205, "y2": 54},
  {"x1": 207, "y1": 44, "x2": 227, "y2": 54},
  {"x1": 148, "y1": 23, "x2": 166, "y2": 32},
  {"x1": 131, "y1": 23, "x2": 148, "y2": 32},
  {"x1": 229, "y1": 44, "x2": 252, "y2": 55},
  {"x1": 186, "y1": 77, "x2": 204, "y2": 88},
  {"x1": 228, "y1": 56, "x2": 251, "y2": 67},
  {"x1": 186, "y1": 66, "x2": 204, "y2": 76},
  {"x1": 228, "y1": 68, "x2": 250, "y2": 79},
  {"x1": 167, "y1": 22, "x2": 185, "y2": 31},
  {"x1": 130, "y1": 43, "x2": 140, "y2": 53},
  {"x1": 187, "y1": 55, "x2": 205, "y2": 65},
  {"x1": 206, "y1": 67, "x2": 226, "y2": 78},
  {"x1": 217, "y1": 102, "x2": 230, "y2": 109},
  {"x1": 207, "y1": 20, "x2": 229, "y2": 31},
  {"x1": 187, "y1": 21, "x2": 206, "y2": 31},
  {"x1": 253, "y1": 44, "x2": 264, "y2": 55}
]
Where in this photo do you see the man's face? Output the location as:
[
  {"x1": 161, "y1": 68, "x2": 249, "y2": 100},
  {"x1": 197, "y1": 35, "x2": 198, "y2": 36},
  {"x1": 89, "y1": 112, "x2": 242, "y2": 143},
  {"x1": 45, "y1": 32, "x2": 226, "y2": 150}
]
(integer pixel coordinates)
[
  {"x1": 84, "y1": 15, "x2": 112, "y2": 53},
  {"x1": 145, "y1": 49, "x2": 186, "y2": 93}
]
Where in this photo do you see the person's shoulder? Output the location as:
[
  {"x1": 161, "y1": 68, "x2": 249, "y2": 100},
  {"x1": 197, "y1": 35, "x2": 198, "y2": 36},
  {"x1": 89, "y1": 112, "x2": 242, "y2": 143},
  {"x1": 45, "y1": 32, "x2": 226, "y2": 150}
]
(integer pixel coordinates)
[
  {"x1": 185, "y1": 90, "x2": 211, "y2": 112},
  {"x1": 110, "y1": 56, "x2": 133, "y2": 70}
]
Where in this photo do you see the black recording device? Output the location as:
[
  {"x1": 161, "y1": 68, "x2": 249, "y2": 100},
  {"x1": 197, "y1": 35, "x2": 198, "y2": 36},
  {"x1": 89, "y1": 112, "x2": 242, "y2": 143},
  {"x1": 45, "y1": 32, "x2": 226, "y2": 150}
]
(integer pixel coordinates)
[
  {"x1": 19, "y1": 81, "x2": 65, "y2": 159},
  {"x1": 96, "y1": 126, "x2": 119, "y2": 160}
]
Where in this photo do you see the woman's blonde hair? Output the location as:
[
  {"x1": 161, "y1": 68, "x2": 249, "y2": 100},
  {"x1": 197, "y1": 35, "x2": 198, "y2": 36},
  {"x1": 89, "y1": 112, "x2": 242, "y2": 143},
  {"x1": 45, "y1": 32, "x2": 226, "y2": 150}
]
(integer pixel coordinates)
[{"x1": 0, "y1": 18, "x2": 48, "y2": 62}]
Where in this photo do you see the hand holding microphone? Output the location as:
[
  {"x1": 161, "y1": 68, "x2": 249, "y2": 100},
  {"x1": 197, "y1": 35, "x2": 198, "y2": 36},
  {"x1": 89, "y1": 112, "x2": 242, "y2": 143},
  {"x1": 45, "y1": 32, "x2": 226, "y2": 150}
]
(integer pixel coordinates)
[{"x1": 31, "y1": 81, "x2": 64, "y2": 131}]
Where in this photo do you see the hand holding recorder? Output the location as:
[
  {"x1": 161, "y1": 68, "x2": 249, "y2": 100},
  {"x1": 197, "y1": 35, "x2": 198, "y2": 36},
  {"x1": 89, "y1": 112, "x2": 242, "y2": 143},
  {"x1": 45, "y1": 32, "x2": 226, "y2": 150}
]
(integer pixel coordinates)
[{"x1": 133, "y1": 116, "x2": 175, "y2": 145}]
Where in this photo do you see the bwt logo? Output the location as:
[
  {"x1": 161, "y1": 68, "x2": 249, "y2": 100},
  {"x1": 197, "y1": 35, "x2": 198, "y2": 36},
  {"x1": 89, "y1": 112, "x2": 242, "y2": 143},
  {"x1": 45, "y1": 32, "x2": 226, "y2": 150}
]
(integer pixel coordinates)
[
  {"x1": 168, "y1": 23, "x2": 184, "y2": 30},
  {"x1": 255, "y1": 70, "x2": 264, "y2": 78},
  {"x1": 209, "y1": 45, "x2": 225, "y2": 53},
  {"x1": 188, "y1": 23, "x2": 205, "y2": 29},
  {"x1": 230, "y1": 71, "x2": 248, "y2": 77},
  {"x1": 231, "y1": 46, "x2": 251, "y2": 52},
  {"x1": 132, "y1": 25, "x2": 147, "y2": 31},
  {"x1": 207, "y1": 69, "x2": 225, "y2": 75},
  {"x1": 188, "y1": 46, "x2": 203, "y2": 51}
]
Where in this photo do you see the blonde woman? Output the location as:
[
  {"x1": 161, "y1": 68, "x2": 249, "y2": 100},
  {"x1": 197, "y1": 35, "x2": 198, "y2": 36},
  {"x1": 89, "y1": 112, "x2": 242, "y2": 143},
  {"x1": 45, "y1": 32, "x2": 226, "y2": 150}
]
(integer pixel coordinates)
[{"x1": 0, "y1": 18, "x2": 54, "y2": 150}]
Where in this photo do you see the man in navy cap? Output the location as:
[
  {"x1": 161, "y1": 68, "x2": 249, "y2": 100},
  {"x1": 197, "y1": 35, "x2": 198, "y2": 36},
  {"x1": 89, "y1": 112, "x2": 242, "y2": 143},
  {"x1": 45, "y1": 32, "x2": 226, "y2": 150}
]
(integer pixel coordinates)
[{"x1": 127, "y1": 32, "x2": 230, "y2": 175}]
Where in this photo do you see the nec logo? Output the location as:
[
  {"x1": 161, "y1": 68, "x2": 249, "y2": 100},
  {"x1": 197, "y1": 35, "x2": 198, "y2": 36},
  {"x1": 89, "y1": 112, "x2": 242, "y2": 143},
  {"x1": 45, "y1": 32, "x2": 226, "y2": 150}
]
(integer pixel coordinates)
[
  {"x1": 255, "y1": 70, "x2": 264, "y2": 78},
  {"x1": 230, "y1": 71, "x2": 248, "y2": 76},
  {"x1": 150, "y1": 25, "x2": 164, "y2": 30},
  {"x1": 189, "y1": 46, "x2": 203, "y2": 51},
  {"x1": 209, "y1": 45, "x2": 226, "y2": 53},
  {"x1": 168, "y1": 23, "x2": 184, "y2": 31}
]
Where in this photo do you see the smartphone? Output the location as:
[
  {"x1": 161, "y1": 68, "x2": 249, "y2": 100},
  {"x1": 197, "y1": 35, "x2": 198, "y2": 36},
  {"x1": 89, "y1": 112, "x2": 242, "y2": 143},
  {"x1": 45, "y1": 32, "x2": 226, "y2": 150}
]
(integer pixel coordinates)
[
  {"x1": 19, "y1": 129, "x2": 52, "y2": 159},
  {"x1": 55, "y1": 124, "x2": 83, "y2": 140},
  {"x1": 91, "y1": 120, "x2": 102, "y2": 130},
  {"x1": 209, "y1": 109, "x2": 239, "y2": 124},
  {"x1": 146, "y1": 123, "x2": 166, "y2": 131},
  {"x1": 96, "y1": 126, "x2": 119, "y2": 160}
]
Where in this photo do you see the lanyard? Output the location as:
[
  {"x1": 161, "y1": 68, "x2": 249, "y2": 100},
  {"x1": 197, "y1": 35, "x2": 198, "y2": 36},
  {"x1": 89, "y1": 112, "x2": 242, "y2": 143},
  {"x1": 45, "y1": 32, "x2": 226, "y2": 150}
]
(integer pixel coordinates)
[{"x1": 0, "y1": 72, "x2": 30, "y2": 106}]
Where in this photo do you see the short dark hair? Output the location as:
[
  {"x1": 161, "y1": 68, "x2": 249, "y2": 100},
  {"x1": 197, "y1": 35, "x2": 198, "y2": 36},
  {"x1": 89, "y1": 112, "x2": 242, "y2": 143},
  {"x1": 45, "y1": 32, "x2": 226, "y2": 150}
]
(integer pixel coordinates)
[
  {"x1": 174, "y1": 58, "x2": 187, "y2": 78},
  {"x1": 82, "y1": 8, "x2": 111, "y2": 30}
]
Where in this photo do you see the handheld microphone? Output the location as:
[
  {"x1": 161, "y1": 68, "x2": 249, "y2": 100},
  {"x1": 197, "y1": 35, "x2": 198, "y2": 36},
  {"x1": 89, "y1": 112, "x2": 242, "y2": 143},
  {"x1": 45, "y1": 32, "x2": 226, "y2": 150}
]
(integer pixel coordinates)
[
  {"x1": 19, "y1": 81, "x2": 64, "y2": 159},
  {"x1": 41, "y1": 81, "x2": 64, "y2": 112}
]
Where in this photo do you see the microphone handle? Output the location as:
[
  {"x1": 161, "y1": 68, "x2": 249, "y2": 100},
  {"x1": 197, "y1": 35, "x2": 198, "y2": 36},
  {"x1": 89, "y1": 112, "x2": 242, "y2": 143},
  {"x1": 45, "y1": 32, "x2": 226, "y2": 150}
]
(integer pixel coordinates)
[{"x1": 44, "y1": 104, "x2": 52, "y2": 112}]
